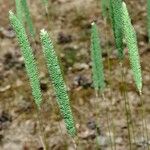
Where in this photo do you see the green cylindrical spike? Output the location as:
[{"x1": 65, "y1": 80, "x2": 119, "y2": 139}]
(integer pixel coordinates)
[
  {"x1": 91, "y1": 22, "x2": 105, "y2": 92},
  {"x1": 122, "y1": 2, "x2": 142, "y2": 93},
  {"x1": 40, "y1": 29, "x2": 76, "y2": 137},
  {"x1": 9, "y1": 11, "x2": 42, "y2": 108},
  {"x1": 109, "y1": 0, "x2": 124, "y2": 59}
]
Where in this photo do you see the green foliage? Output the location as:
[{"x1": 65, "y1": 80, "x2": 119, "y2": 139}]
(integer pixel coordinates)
[
  {"x1": 21, "y1": 0, "x2": 35, "y2": 37},
  {"x1": 109, "y1": 0, "x2": 124, "y2": 59},
  {"x1": 101, "y1": 0, "x2": 110, "y2": 19},
  {"x1": 15, "y1": 0, "x2": 23, "y2": 24},
  {"x1": 40, "y1": 29, "x2": 76, "y2": 137},
  {"x1": 91, "y1": 22, "x2": 105, "y2": 92},
  {"x1": 147, "y1": 0, "x2": 150, "y2": 42},
  {"x1": 9, "y1": 11, "x2": 42, "y2": 108},
  {"x1": 122, "y1": 2, "x2": 142, "y2": 93},
  {"x1": 41, "y1": 0, "x2": 48, "y2": 6},
  {"x1": 109, "y1": 0, "x2": 114, "y2": 30}
]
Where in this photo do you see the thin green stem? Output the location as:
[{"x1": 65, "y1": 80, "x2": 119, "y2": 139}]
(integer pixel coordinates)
[
  {"x1": 120, "y1": 62, "x2": 132, "y2": 150},
  {"x1": 47, "y1": 92, "x2": 69, "y2": 148},
  {"x1": 45, "y1": 4, "x2": 51, "y2": 30},
  {"x1": 36, "y1": 107, "x2": 49, "y2": 150},
  {"x1": 71, "y1": 137, "x2": 78, "y2": 150},
  {"x1": 139, "y1": 94, "x2": 150, "y2": 150},
  {"x1": 94, "y1": 91, "x2": 113, "y2": 150},
  {"x1": 104, "y1": 18, "x2": 117, "y2": 150},
  {"x1": 41, "y1": 0, "x2": 51, "y2": 31},
  {"x1": 94, "y1": 91, "x2": 102, "y2": 150},
  {"x1": 101, "y1": 93, "x2": 114, "y2": 150},
  {"x1": 139, "y1": 95, "x2": 147, "y2": 149},
  {"x1": 121, "y1": 62, "x2": 137, "y2": 144}
]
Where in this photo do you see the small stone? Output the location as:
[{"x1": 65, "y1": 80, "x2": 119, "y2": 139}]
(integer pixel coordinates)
[
  {"x1": 78, "y1": 129, "x2": 96, "y2": 140},
  {"x1": 73, "y1": 63, "x2": 89, "y2": 71},
  {"x1": 40, "y1": 81, "x2": 48, "y2": 92},
  {"x1": 57, "y1": 32, "x2": 72, "y2": 44},
  {"x1": 115, "y1": 137, "x2": 123, "y2": 144},
  {"x1": 87, "y1": 120, "x2": 96, "y2": 130},
  {"x1": 97, "y1": 135, "x2": 110, "y2": 146},
  {"x1": 73, "y1": 75, "x2": 91, "y2": 88}
]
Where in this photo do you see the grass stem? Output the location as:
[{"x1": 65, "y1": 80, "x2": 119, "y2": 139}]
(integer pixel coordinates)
[
  {"x1": 104, "y1": 18, "x2": 117, "y2": 150},
  {"x1": 120, "y1": 62, "x2": 132, "y2": 150},
  {"x1": 139, "y1": 94, "x2": 150, "y2": 150},
  {"x1": 101, "y1": 93, "x2": 114, "y2": 150},
  {"x1": 36, "y1": 107, "x2": 49, "y2": 150}
]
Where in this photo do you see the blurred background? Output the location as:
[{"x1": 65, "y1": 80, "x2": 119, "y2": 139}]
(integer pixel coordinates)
[{"x1": 0, "y1": 0, "x2": 150, "y2": 149}]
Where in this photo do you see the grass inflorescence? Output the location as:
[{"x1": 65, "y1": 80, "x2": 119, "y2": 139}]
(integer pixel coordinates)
[
  {"x1": 9, "y1": 11, "x2": 42, "y2": 108},
  {"x1": 109, "y1": 0, "x2": 124, "y2": 59},
  {"x1": 7, "y1": 0, "x2": 149, "y2": 149},
  {"x1": 40, "y1": 29, "x2": 76, "y2": 137},
  {"x1": 122, "y1": 2, "x2": 142, "y2": 94},
  {"x1": 91, "y1": 22, "x2": 105, "y2": 92},
  {"x1": 91, "y1": 22, "x2": 115, "y2": 150}
]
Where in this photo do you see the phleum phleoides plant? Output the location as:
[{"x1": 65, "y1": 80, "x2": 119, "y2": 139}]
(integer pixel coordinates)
[
  {"x1": 9, "y1": 10, "x2": 76, "y2": 149},
  {"x1": 109, "y1": 0, "x2": 143, "y2": 148},
  {"x1": 40, "y1": 29, "x2": 76, "y2": 137},
  {"x1": 91, "y1": 22, "x2": 115, "y2": 150},
  {"x1": 9, "y1": 9, "x2": 76, "y2": 135},
  {"x1": 9, "y1": 11, "x2": 48, "y2": 149},
  {"x1": 8, "y1": 0, "x2": 150, "y2": 149},
  {"x1": 122, "y1": 2, "x2": 149, "y2": 149}
]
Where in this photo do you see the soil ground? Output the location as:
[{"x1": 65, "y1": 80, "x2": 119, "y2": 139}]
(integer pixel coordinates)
[{"x1": 0, "y1": 0, "x2": 150, "y2": 150}]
